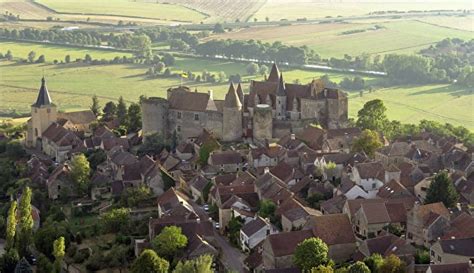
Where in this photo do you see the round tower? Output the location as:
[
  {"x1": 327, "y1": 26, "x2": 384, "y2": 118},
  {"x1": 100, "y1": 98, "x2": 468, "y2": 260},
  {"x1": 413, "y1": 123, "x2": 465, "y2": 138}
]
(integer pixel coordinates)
[
  {"x1": 141, "y1": 97, "x2": 169, "y2": 139},
  {"x1": 223, "y1": 83, "x2": 243, "y2": 142},
  {"x1": 253, "y1": 104, "x2": 273, "y2": 142}
]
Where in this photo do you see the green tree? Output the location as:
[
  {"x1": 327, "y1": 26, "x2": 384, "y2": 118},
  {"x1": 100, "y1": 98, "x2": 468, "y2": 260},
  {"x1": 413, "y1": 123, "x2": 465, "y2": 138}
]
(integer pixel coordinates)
[
  {"x1": 172, "y1": 255, "x2": 213, "y2": 273},
  {"x1": 131, "y1": 249, "x2": 169, "y2": 273},
  {"x1": 127, "y1": 102, "x2": 142, "y2": 132},
  {"x1": 356, "y1": 99, "x2": 388, "y2": 132},
  {"x1": 1, "y1": 248, "x2": 20, "y2": 273},
  {"x1": 53, "y1": 237, "x2": 65, "y2": 273},
  {"x1": 162, "y1": 53, "x2": 175, "y2": 66},
  {"x1": 311, "y1": 265, "x2": 334, "y2": 273},
  {"x1": 36, "y1": 253, "x2": 54, "y2": 273},
  {"x1": 101, "y1": 208, "x2": 130, "y2": 233},
  {"x1": 36, "y1": 55, "x2": 45, "y2": 63},
  {"x1": 246, "y1": 62, "x2": 259, "y2": 75},
  {"x1": 259, "y1": 64, "x2": 269, "y2": 76},
  {"x1": 132, "y1": 34, "x2": 152, "y2": 59},
  {"x1": 65, "y1": 55, "x2": 71, "y2": 63},
  {"x1": 90, "y1": 95, "x2": 100, "y2": 116},
  {"x1": 364, "y1": 253, "x2": 383, "y2": 273},
  {"x1": 102, "y1": 101, "x2": 117, "y2": 121},
  {"x1": 6, "y1": 201, "x2": 17, "y2": 250},
  {"x1": 425, "y1": 171, "x2": 459, "y2": 208},
  {"x1": 379, "y1": 254, "x2": 405, "y2": 273},
  {"x1": 152, "y1": 226, "x2": 188, "y2": 259},
  {"x1": 117, "y1": 96, "x2": 128, "y2": 125},
  {"x1": 17, "y1": 187, "x2": 33, "y2": 257},
  {"x1": 258, "y1": 199, "x2": 276, "y2": 221},
  {"x1": 34, "y1": 222, "x2": 70, "y2": 260},
  {"x1": 352, "y1": 129, "x2": 383, "y2": 158},
  {"x1": 84, "y1": 54, "x2": 92, "y2": 63},
  {"x1": 69, "y1": 154, "x2": 91, "y2": 194},
  {"x1": 348, "y1": 261, "x2": 370, "y2": 273},
  {"x1": 14, "y1": 257, "x2": 32, "y2": 273},
  {"x1": 121, "y1": 185, "x2": 152, "y2": 207},
  {"x1": 198, "y1": 140, "x2": 219, "y2": 166},
  {"x1": 293, "y1": 237, "x2": 329, "y2": 271},
  {"x1": 213, "y1": 23, "x2": 225, "y2": 33},
  {"x1": 6, "y1": 50, "x2": 13, "y2": 60},
  {"x1": 27, "y1": 51, "x2": 36, "y2": 63}
]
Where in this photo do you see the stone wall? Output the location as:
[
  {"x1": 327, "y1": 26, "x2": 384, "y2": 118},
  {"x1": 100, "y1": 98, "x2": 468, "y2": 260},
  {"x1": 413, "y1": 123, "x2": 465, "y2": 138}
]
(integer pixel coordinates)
[
  {"x1": 253, "y1": 104, "x2": 273, "y2": 141},
  {"x1": 141, "y1": 97, "x2": 169, "y2": 139}
]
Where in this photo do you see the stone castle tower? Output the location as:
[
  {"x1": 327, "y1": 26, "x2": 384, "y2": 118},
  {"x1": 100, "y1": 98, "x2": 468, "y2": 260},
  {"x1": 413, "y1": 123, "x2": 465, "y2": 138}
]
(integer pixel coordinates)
[
  {"x1": 222, "y1": 83, "x2": 243, "y2": 142},
  {"x1": 275, "y1": 73, "x2": 286, "y2": 120},
  {"x1": 253, "y1": 104, "x2": 273, "y2": 142},
  {"x1": 141, "y1": 97, "x2": 169, "y2": 140},
  {"x1": 27, "y1": 77, "x2": 57, "y2": 147}
]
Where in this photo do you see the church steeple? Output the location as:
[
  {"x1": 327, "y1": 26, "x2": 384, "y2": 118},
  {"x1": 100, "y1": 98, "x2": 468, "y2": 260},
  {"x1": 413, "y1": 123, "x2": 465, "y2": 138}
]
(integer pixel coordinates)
[
  {"x1": 267, "y1": 63, "x2": 280, "y2": 82},
  {"x1": 33, "y1": 77, "x2": 53, "y2": 107}
]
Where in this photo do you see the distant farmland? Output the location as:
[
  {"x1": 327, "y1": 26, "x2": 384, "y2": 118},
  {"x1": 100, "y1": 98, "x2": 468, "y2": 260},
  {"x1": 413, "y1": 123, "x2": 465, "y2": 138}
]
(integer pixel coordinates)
[{"x1": 208, "y1": 20, "x2": 474, "y2": 58}]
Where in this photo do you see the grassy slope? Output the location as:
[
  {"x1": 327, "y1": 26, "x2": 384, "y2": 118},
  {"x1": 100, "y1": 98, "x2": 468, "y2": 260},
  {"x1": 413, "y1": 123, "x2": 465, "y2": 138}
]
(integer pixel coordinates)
[
  {"x1": 209, "y1": 20, "x2": 473, "y2": 58},
  {"x1": 35, "y1": 0, "x2": 206, "y2": 22},
  {"x1": 0, "y1": 40, "x2": 133, "y2": 61},
  {"x1": 252, "y1": 0, "x2": 473, "y2": 21}
]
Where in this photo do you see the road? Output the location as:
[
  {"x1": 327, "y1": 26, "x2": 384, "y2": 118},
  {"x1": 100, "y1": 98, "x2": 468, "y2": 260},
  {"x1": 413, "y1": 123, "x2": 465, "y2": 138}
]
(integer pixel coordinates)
[{"x1": 186, "y1": 195, "x2": 246, "y2": 273}]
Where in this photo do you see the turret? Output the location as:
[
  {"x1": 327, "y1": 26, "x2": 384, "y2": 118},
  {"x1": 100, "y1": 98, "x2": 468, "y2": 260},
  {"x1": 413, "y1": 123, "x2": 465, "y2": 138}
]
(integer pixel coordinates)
[
  {"x1": 223, "y1": 83, "x2": 243, "y2": 142},
  {"x1": 267, "y1": 63, "x2": 280, "y2": 82},
  {"x1": 253, "y1": 104, "x2": 273, "y2": 142},
  {"x1": 275, "y1": 73, "x2": 286, "y2": 120},
  {"x1": 236, "y1": 83, "x2": 244, "y2": 104}
]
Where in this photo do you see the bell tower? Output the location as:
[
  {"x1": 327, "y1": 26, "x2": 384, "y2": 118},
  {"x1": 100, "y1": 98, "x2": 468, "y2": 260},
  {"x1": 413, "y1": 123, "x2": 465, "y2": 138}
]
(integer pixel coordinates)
[{"x1": 27, "y1": 77, "x2": 57, "y2": 147}]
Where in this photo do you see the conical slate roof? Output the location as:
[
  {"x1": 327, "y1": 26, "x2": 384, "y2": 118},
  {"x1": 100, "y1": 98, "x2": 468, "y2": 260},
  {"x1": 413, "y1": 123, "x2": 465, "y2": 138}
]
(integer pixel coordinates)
[
  {"x1": 267, "y1": 63, "x2": 280, "y2": 82},
  {"x1": 224, "y1": 83, "x2": 242, "y2": 108},
  {"x1": 33, "y1": 77, "x2": 53, "y2": 107},
  {"x1": 276, "y1": 73, "x2": 286, "y2": 96},
  {"x1": 236, "y1": 83, "x2": 244, "y2": 102}
]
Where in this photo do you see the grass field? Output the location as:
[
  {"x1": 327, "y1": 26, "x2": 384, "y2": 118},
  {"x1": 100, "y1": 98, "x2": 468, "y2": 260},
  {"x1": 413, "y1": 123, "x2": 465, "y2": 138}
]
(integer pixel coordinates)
[
  {"x1": 348, "y1": 85, "x2": 474, "y2": 129},
  {"x1": 417, "y1": 15, "x2": 474, "y2": 31},
  {"x1": 35, "y1": 0, "x2": 207, "y2": 22},
  {"x1": 252, "y1": 0, "x2": 473, "y2": 21},
  {"x1": 0, "y1": 40, "x2": 133, "y2": 61},
  {"x1": 209, "y1": 20, "x2": 474, "y2": 58}
]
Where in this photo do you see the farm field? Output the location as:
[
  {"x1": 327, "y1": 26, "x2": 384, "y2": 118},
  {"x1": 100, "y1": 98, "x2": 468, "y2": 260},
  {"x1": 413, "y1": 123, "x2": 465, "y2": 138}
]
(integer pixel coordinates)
[
  {"x1": 209, "y1": 20, "x2": 474, "y2": 58},
  {"x1": 35, "y1": 0, "x2": 207, "y2": 23},
  {"x1": 251, "y1": 0, "x2": 473, "y2": 21},
  {"x1": 348, "y1": 84, "x2": 474, "y2": 129},
  {"x1": 417, "y1": 15, "x2": 474, "y2": 31}
]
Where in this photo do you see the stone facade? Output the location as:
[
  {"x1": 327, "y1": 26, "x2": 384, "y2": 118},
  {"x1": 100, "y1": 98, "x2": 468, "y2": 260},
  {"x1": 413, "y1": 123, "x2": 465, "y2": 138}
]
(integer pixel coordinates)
[{"x1": 141, "y1": 64, "x2": 348, "y2": 142}]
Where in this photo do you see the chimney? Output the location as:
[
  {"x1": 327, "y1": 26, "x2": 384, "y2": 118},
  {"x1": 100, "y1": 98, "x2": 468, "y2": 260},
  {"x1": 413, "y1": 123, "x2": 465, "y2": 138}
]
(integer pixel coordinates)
[
  {"x1": 208, "y1": 90, "x2": 213, "y2": 100},
  {"x1": 290, "y1": 133, "x2": 296, "y2": 140},
  {"x1": 264, "y1": 167, "x2": 270, "y2": 174}
]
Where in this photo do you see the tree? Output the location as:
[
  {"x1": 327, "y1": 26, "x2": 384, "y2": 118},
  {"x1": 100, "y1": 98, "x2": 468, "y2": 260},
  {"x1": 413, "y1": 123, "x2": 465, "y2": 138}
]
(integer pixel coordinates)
[
  {"x1": 27, "y1": 51, "x2": 36, "y2": 63},
  {"x1": 117, "y1": 96, "x2": 128, "y2": 125},
  {"x1": 36, "y1": 253, "x2": 54, "y2": 273},
  {"x1": 53, "y1": 237, "x2": 65, "y2": 273},
  {"x1": 258, "y1": 199, "x2": 276, "y2": 221},
  {"x1": 84, "y1": 54, "x2": 92, "y2": 63},
  {"x1": 17, "y1": 187, "x2": 33, "y2": 257},
  {"x1": 132, "y1": 34, "x2": 152, "y2": 59},
  {"x1": 36, "y1": 55, "x2": 45, "y2": 63},
  {"x1": 198, "y1": 140, "x2": 219, "y2": 166},
  {"x1": 6, "y1": 201, "x2": 17, "y2": 250},
  {"x1": 363, "y1": 253, "x2": 383, "y2": 273},
  {"x1": 152, "y1": 226, "x2": 188, "y2": 259},
  {"x1": 102, "y1": 101, "x2": 117, "y2": 121},
  {"x1": 348, "y1": 261, "x2": 370, "y2": 273},
  {"x1": 352, "y1": 129, "x2": 383, "y2": 158},
  {"x1": 101, "y1": 208, "x2": 130, "y2": 233},
  {"x1": 138, "y1": 133, "x2": 168, "y2": 156},
  {"x1": 131, "y1": 249, "x2": 169, "y2": 273},
  {"x1": 69, "y1": 154, "x2": 90, "y2": 193},
  {"x1": 65, "y1": 55, "x2": 71, "y2": 63},
  {"x1": 1, "y1": 248, "x2": 20, "y2": 273},
  {"x1": 259, "y1": 64, "x2": 269, "y2": 76},
  {"x1": 213, "y1": 23, "x2": 225, "y2": 33},
  {"x1": 293, "y1": 237, "x2": 329, "y2": 270},
  {"x1": 246, "y1": 62, "x2": 259, "y2": 75},
  {"x1": 90, "y1": 95, "x2": 100, "y2": 116},
  {"x1": 34, "y1": 222, "x2": 70, "y2": 260},
  {"x1": 172, "y1": 255, "x2": 213, "y2": 273},
  {"x1": 14, "y1": 257, "x2": 32, "y2": 273},
  {"x1": 379, "y1": 254, "x2": 405, "y2": 273},
  {"x1": 425, "y1": 170, "x2": 459, "y2": 207},
  {"x1": 6, "y1": 50, "x2": 13, "y2": 60},
  {"x1": 127, "y1": 102, "x2": 142, "y2": 132},
  {"x1": 311, "y1": 265, "x2": 334, "y2": 273},
  {"x1": 121, "y1": 185, "x2": 152, "y2": 207},
  {"x1": 162, "y1": 53, "x2": 175, "y2": 66},
  {"x1": 356, "y1": 99, "x2": 388, "y2": 132}
]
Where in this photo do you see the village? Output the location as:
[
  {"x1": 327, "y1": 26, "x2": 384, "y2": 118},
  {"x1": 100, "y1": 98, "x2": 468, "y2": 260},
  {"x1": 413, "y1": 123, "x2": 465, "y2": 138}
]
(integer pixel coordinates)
[{"x1": 0, "y1": 66, "x2": 473, "y2": 273}]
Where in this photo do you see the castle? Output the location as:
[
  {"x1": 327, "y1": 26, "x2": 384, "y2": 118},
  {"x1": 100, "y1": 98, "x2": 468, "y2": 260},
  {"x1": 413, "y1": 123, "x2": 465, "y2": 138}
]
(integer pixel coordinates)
[{"x1": 141, "y1": 63, "x2": 348, "y2": 142}]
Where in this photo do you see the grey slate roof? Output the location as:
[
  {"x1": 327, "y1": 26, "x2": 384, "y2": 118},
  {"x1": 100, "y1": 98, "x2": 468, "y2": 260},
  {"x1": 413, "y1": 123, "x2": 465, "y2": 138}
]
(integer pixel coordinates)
[{"x1": 33, "y1": 77, "x2": 53, "y2": 107}]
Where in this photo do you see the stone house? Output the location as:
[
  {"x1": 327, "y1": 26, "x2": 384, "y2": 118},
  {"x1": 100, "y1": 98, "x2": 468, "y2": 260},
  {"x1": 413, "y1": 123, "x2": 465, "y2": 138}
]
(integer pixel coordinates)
[
  {"x1": 249, "y1": 143, "x2": 285, "y2": 169},
  {"x1": 351, "y1": 161, "x2": 386, "y2": 193},
  {"x1": 41, "y1": 122, "x2": 85, "y2": 162},
  {"x1": 430, "y1": 237, "x2": 474, "y2": 265},
  {"x1": 426, "y1": 262, "x2": 473, "y2": 273},
  {"x1": 355, "y1": 233, "x2": 416, "y2": 261},
  {"x1": 279, "y1": 197, "x2": 322, "y2": 232},
  {"x1": 406, "y1": 202, "x2": 450, "y2": 247},
  {"x1": 188, "y1": 174, "x2": 209, "y2": 202},
  {"x1": 208, "y1": 150, "x2": 245, "y2": 173},
  {"x1": 240, "y1": 216, "x2": 276, "y2": 252},
  {"x1": 46, "y1": 163, "x2": 74, "y2": 200},
  {"x1": 353, "y1": 202, "x2": 406, "y2": 238},
  {"x1": 107, "y1": 147, "x2": 138, "y2": 181}
]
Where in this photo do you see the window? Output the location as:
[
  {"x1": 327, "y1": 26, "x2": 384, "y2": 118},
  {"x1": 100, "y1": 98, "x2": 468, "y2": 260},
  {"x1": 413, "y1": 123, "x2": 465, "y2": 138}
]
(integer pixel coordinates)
[
  {"x1": 437, "y1": 256, "x2": 441, "y2": 262},
  {"x1": 194, "y1": 113, "x2": 199, "y2": 121},
  {"x1": 177, "y1": 112, "x2": 182, "y2": 119},
  {"x1": 430, "y1": 250, "x2": 434, "y2": 256},
  {"x1": 177, "y1": 126, "x2": 181, "y2": 132},
  {"x1": 35, "y1": 128, "x2": 38, "y2": 137},
  {"x1": 372, "y1": 183, "x2": 376, "y2": 189}
]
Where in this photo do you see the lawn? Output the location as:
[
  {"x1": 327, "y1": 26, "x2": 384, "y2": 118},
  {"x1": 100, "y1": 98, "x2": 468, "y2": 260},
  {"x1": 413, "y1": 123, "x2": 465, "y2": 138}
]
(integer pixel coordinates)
[
  {"x1": 0, "y1": 40, "x2": 132, "y2": 62},
  {"x1": 348, "y1": 84, "x2": 474, "y2": 129},
  {"x1": 35, "y1": 0, "x2": 207, "y2": 22},
  {"x1": 251, "y1": 0, "x2": 473, "y2": 21},
  {"x1": 209, "y1": 20, "x2": 473, "y2": 58}
]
